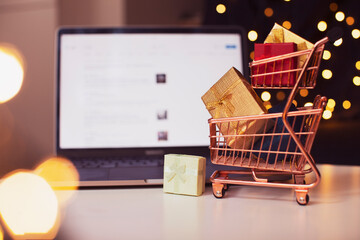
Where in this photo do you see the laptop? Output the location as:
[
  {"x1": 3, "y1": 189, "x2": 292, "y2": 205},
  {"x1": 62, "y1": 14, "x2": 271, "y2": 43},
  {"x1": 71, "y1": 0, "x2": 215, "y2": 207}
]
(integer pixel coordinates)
[{"x1": 56, "y1": 26, "x2": 248, "y2": 186}]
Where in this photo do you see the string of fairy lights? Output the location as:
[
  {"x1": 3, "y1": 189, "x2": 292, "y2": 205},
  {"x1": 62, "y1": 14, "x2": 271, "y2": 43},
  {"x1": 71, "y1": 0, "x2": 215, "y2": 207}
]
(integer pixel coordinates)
[{"x1": 214, "y1": 1, "x2": 359, "y2": 120}]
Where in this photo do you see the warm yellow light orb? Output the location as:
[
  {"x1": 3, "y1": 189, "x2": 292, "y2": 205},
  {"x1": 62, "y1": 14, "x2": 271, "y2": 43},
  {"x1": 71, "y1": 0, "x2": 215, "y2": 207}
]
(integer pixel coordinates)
[
  {"x1": 248, "y1": 30, "x2": 258, "y2": 41},
  {"x1": 327, "y1": 98, "x2": 336, "y2": 108},
  {"x1": 353, "y1": 76, "x2": 360, "y2": 86},
  {"x1": 304, "y1": 102, "x2": 313, "y2": 107},
  {"x1": 292, "y1": 100, "x2": 298, "y2": 107},
  {"x1": 261, "y1": 91, "x2": 271, "y2": 101},
  {"x1": 322, "y1": 50, "x2": 331, "y2": 60},
  {"x1": 263, "y1": 101, "x2": 272, "y2": 110},
  {"x1": 282, "y1": 21, "x2": 292, "y2": 29},
  {"x1": 326, "y1": 106, "x2": 334, "y2": 112},
  {"x1": 322, "y1": 69, "x2": 333, "y2": 79},
  {"x1": 355, "y1": 61, "x2": 360, "y2": 70},
  {"x1": 0, "y1": 46, "x2": 24, "y2": 103},
  {"x1": 264, "y1": 8, "x2": 274, "y2": 17},
  {"x1": 0, "y1": 171, "x2": 58, "y2": 237},
  {"x1": 300, "y1": 89, "x2": 309, "y2": 97},
  {"x1": 352, "y1": 29, "x2": 360, "y2": 39},
  {"x1": 343, "y1": 100, "x2": 351, "y2": 109},
  {"x1": 346, "y1": 16, "x2": 355, "y2": 26},
  {"x1": 216, "y1": 4, "x2": 226, "y2": 14},
  {"x1": 317, "y1": 21, "x2": 327, "y2": 32},
  {"x1": 34, "y1": 157, "x2": 79, "y2": 206},
  {"x1": 322, "y1": 110, "x2": 332, "y2": 119},
  {"x1": 335, "y1": 11, "x2": 345, "y2": 22},
  {"x1": 333, "y1": 38, "x2": 343, "y2": 46}
]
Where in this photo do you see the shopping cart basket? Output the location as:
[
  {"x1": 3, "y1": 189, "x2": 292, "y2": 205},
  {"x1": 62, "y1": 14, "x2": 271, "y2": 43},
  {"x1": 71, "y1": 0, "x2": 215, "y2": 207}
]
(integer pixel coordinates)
[{"x1": 209, "y1": 36, "x2": 331, "y2": 205}]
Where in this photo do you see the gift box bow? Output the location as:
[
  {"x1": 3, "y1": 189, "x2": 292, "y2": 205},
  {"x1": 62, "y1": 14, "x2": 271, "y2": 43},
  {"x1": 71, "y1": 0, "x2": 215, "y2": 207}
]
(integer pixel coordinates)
[
  {"x1": 205, "y1": 80, "x2": 241, "y2": 118},
  {"x1": 164, "y1": 163, "x2": 187, "y2": 183},
  {"x1": 164, "y1": 162, "x2": 203, "y2": 184}
]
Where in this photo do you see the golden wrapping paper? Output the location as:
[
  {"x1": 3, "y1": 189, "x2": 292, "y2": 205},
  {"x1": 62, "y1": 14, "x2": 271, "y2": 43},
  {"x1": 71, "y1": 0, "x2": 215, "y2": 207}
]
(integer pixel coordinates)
[
  {"x1": 265, "y1": 23, "x2": 314, "y2": 68},
  {"x1": 202, "y1": 67, "x2": 270, "y2": 149},
  {"x1": 163, "y1": 154, "x2": 206, "y2": 196}
]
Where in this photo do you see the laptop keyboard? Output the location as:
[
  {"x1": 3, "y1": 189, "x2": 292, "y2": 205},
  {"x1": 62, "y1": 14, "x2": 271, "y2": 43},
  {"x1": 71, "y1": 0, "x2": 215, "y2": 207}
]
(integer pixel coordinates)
[
  {"x1": 71, "y1": 156, "x2": 216, "y2": 182},
  {"x1": 72, "y1": 157, "x2": 164, "y2": 169}
]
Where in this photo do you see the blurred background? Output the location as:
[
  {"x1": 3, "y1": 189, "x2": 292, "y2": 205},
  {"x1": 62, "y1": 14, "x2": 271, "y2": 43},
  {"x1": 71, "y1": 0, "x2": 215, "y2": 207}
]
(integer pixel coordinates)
[{"x1": 0, "y1": 0, "x2": 359, "y2": 178}]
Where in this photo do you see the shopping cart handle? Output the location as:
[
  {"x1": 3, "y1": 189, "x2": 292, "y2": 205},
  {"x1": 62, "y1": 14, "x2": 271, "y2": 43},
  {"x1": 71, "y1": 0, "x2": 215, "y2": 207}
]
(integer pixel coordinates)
[{"x1": 327, "y1": 27, "x2": 343, "y2": 43}]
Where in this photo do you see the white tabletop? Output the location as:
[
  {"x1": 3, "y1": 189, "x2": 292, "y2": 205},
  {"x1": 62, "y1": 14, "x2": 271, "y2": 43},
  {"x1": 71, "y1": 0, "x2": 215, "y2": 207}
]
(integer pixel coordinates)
[{"x1": 56, "y1": 164, "x2": 360, "y2": 240}]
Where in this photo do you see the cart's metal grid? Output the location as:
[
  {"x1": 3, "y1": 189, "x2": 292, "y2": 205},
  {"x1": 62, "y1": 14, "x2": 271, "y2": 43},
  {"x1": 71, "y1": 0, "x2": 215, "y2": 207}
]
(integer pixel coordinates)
[{"x1": 208, "y1": 37, "x2": 329, "y2": 205}]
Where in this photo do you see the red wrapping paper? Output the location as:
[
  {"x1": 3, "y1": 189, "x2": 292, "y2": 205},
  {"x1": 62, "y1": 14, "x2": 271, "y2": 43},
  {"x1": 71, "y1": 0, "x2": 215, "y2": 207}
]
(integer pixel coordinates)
[{"x1": 252, "y1": 43, "x2": 297, "y2": 87}]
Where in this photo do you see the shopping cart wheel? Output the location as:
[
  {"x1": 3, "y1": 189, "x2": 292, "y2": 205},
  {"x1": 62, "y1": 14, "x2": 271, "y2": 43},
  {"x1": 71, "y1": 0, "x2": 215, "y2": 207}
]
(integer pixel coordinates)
[
  {"x1": 296, "y1": 194, "x2": 309, "y2": 206},
  {"x1": 212, "y1": 183, "x2": 226, "y2": 198}
]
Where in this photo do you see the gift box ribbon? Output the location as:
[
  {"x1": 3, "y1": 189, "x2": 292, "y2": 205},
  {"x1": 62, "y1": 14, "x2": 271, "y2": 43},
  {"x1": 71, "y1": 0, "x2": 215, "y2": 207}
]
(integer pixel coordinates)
[
  {"x1": 205, "y1": 80, "x2": 241, "y2": 118},
  {"x1": 164, "y1": 165, "x2": 203, "y2": 182},
  {"x1": 164, "y1": 163, "x2": 187, "y2": 184}
]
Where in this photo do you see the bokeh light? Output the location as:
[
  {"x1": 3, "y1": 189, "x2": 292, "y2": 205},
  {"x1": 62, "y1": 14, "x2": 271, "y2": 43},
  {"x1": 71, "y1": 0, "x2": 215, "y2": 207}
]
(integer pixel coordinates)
[
  {"x1": 352, "y1": 29, "x2": 360, "y2": 39},
  {"x1": 353, "y1": 76, "x2": 360, "y2": 86},
  {"x1": 249, "y1": 51, "x2": 254, "y2": 60},
  {"x1": 276, "y1": 91, "x2": 286, "y2": 101},
  {"x1": 216, "y1": 4, "x2": 226, "y2": 14},
  {"x1": 327, "y1": 98, "x2": 336, "y2": 108},
  {"x1": 335, "y1": 11, "x2": 345, "y2": 22},
  {"x1": 326, "y1": 105, "x2": 334, "y2": 112},
  {"x1": 343, "y1": 100, "x2": 351, "y2": 109},
  {"x1": 322, "y1": 50, "x2": 331, "y2": 60},
  {"x1": 322, "y1": 110, "x2": 332, "y2": 120},
  {"x1": 292, "y1": 99, "x2": 298, "y2": 107},
  {"x1": 299, "y1": 89, "x2": 308, "y2": 97},
  {"x1": 329, "y1": 2, "x2": 338, "y2": 12},
  {"x1": 261, "y1": 91, "x2": 271, "y2": 101},
  {"x1": 34, "y1": 157, "x2": 79, "y2": 207},
  {"x1": 355, "y1": 61, "x2": 360, "y2": 70},
  {"x1": 0, "y1": 45, "x2": 25, "y2": 103},
  {"x1": 333, "y1": 38, "x2": 343, "y2": 46},
  {"x1": 264, "y1": 8, "x2": 273, "y2": 17},
  {"x1": 346, "y1": 16, "x2": 355, "y2": 26},
  {"x1": 317, "y1": 21, "x2": 327, "y2": 31},
  {"x1": 304, "y1": 102, "x2": 313, "y2": 107},
  {"x1": 322, "y1": 69, "x2": 333, "y2": 79},
  {"x1": 0, "y1": 225, "x2": 3, "y2": 240},
  {"x1": 0, "y1": 171, "x2": 58, "y2": 238},
  {"x1": 248, "y1": 30, "x2": 258, "y2": 41},
  {"x1": 282, "y1": 21, "x2": 292, "y2": 29},
  {"x1": 263, "y1": 101, "x2": 272, "y2": 110}
]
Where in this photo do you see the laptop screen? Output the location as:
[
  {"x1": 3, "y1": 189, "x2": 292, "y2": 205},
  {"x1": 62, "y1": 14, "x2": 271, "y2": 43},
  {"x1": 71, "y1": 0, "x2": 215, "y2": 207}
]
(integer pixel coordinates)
[{"x1": 57, "y1": 27, "x2": 247, "y2": 153}]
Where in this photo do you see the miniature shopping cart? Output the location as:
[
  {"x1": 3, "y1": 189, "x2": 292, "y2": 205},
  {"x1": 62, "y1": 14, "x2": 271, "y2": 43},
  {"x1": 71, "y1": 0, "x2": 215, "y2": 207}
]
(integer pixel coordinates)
[{"x1": 208, "y1": 36, "x2": 332, "y2": 205}]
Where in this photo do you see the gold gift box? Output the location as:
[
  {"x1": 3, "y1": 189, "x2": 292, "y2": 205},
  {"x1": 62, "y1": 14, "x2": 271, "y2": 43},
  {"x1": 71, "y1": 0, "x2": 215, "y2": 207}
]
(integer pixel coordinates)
[
  {"x1": 265, "y1": 23, "x2": 314, "y2": 68},
  {"x1": 163, "y1": 154, "x2": 206, "y2": 196},
  {"x1": 201, "y1": 67, "x2": 270, "y2": 149}
]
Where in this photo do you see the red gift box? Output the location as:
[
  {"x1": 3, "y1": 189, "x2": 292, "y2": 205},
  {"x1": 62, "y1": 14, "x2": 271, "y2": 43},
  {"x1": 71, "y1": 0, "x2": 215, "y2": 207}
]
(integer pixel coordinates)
[{"x1": 252, "y1": 43, "x2": 297, "y2": 87}]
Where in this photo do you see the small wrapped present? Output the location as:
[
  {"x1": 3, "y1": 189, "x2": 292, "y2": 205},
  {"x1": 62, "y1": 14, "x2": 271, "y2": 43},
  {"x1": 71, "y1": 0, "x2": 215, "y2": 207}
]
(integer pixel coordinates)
[
  {"x1": 264, "y1": 23, "x2": 313, "y2": 68},
  {"x1": 163, "y1": 154, "x2": 206, "y2": 196},
  {"x1": 253, "y1": 42, "x2": 297, "y2": 87},
  {"x1": 202, "y1": 67, "x2": 271, "y2": 149}
]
